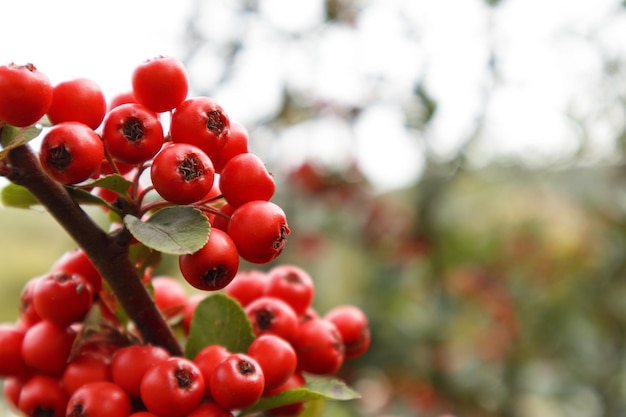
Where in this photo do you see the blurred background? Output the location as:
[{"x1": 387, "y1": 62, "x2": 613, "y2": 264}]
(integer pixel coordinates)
[{"x1": 2, "y1": 0, "x2": 626, "y2": 416}]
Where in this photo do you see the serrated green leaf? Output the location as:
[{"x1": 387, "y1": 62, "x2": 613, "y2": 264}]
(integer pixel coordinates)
[
  {"x1": 241, "y1": 376, "x2": 361, "y2": 415},
  {"x1": 1, "y1": 183, "x2": 40, "y2": 208},
  {"x1": 124, "y1": 206, "x2": 210, "y2": 255},
  {"x1": 185, "y1": 293, "x2": 255, "y2": 359},
  {"x1": 78, "y1": 174, "x2": 134, "y2": 198},
  {"x1": 0, "y1": 124, "x2": 43, "y2": 158}
]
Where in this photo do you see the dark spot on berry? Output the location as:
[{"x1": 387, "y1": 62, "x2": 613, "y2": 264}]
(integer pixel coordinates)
[
  {"x1": 174, "y1": 367, "x2": 193, "y2": 389},
  {"x1": 122, "y1": 118, "x2": 144, "y2": 143},
  {"x1": 273, "y1": 224, "x2": 290, "y2": 251},
  {"x1": 205, "y1": 110, "x2": 226, "y2": 136},
  {"x1": 178, "y1": 156, "x2": 204, "y2": 182},
  {"x1": 48, "y1": 144, "x2": 72, "y2": 171},
  {"x1": 254, "y1": 308, "x2": 275, "y2": 330},
  {"x1": 200, "y1": 265, "x2": 228, "y2": 289},
  {"x1": 67, "y1": 403, "x2": 84, "y2": 417},
  {"x1": 237, "y1": 359, "x2": 256, "y2": 376}
]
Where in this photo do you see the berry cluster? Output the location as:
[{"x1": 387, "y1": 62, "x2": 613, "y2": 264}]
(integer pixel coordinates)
[{"x1": 0, "y1": 257, "x2": 370, "y2": 417}]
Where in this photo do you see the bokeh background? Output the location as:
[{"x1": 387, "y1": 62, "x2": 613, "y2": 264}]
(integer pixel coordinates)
[{"x1": 2, "y1": 0, "x2": 626, "y2": 416}]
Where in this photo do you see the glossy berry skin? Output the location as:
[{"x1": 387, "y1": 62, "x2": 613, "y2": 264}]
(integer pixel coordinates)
[
  {"x1": 66, "y1": 381, "x2": 131, "y2": 417},
  {"x1": 170, "y1": 97, "x2": 230, "y2": 159},
  {"x1": 179, "y1": 229, "x2": 240, "y2": 291},
  {"x1": 51, "y1": 248, "x2": 102, "y2": 295},
  {"x1": 110, "y1": 344, "x2": 170, "y2": 398},
  {"x1": 140, "y1": 357, "x2": 205, "y2": 417},
  {"x1": 132, "y1": 56, "x2": 189, "y2": 113},
  {"x1": 39, "y1": 122, "x2": 104, "y2": 185},
  {"x1": 150, "y1": 143, "x2": 215, "y2": 205},
  {"x1": 102, "y1": 102, "x2": 164, "y2": 164},
  {"x1": 324, "y1": 305, "x2": 371, "y2": 359},
  {"x1": 186, "y1": 402, "x2": 234, "y2": 417},
  {"x1": 219, "y1": 153, "x2": 275, "y2": 208},
  {"x1": 0, "y1": 63, "x2": 52, "y2": 127},
  {"x1": 18, "y1": 374, "x2": 68, "y2": 417},
  {"x1": 21, "y1": 320, "x2": 76, "y2": 376},
  {"x1": 247, "y1": 334, "x2": 297, "y2": 392},
  {"x1": 33, "y1": 272, "x2": 93, "y2": 328},
  {"x1": 209, "y1": 353, "x2": 265, "y2": 411},
  {"x1": 292, "y1": 318, "x2": 345, "y2": 375},
  {"x1": 227, "y1": 201, "x2": 290, "y2": 264},
  {"x1": 224, "y1": 269, "x2": 268, "y2": 307},
  {"x1": 211, "y1": 120, "x2": 249, "y2": 173},
  {"x1": 265, "y1": 265, "x2": 314, "y2": 317},
  {"x1": 0, "y1": 325, "x2": 30, "y2": 377},
  {"x1": 192, "y1": 344, "x2": 231, "y2": 400},
  {"x1": 46, "y1": 78, "x2": 107, "y2": 129},
  {"x1": 17, "y1": 277, "x2": 42, "y2": 329},
  {"x1": 62, "y1": 353, "x2": 111, "y2": 395},
  {"x1": 210, "y1": 202, "x2": 235, "y2": 232},
  {"x1": 152, "y1": 275, "x2": 188, "y2": 318},
  {"x1": 245, "y1": 296, "x2": 299, "y2": 341}
]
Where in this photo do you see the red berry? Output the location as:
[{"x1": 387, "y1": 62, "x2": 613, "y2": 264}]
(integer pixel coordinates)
[
  {"x1": 33, "y1": 271, "x2": 93, "y2": 328},
  {"x1": 245, "y1": 296, "x2": 299, "y2": 341},
  {"x1": 186, "y1": 402, "x2": 234, "y2": 417},
  {"x1": 152, "y1": 275, "x2": 188, "y2": 318},
  {"x1": 179, "y1": 228, "x2": 240, "y2": 291},
  {"x1": 3, "y1": 376, "x2": 26, "y2": 412},
  {"x1": 182, "y1": 293, "x2": 206, "y2": 335},
  {"x1": 324, "y1": 305, "x2": 371, "y2": 359},
  {"x1": 39, "y1": 121, "x2": 104, "y2": 185},
  {"x1": 66, "y1": 381, "x2": 131, "y2": 417},
  {"x1": 265, "y1": 265, "x2": 314, "y2": 317},
  {"x1": 62, "y1": 353, "x2": 111, "y2": 395},
  {"x1": 0, "y1": 325, "x2": 30, "y2": 377},
  {"x1": 110, "y1": 344, "x2": 170, "y2": 398},
  {"x1": 210, "y1": 202, "x2": 235, "y2": 232},
  {"x1": 102, "y1": 102, "x2": 165, "y2": 165},
  {"x1": 150, "y1": 142, "x2": 215, "y2": 205},
  {"x1": 47, "y1": 78, "x2": 107, "y2": 129},
  {"x1": 227, "y1": 201, "x2": 290, "y2": 264},
  {"x1": 292, "y1": 318, "x2": 345, "y2": 375},
  {"x1": 18, "y1": 375, "x2": 68, "y2": 417},
  {"x1": 140, "y1": 357, "x2": 205, "y2": 417},
  {"x1": 107, "y1": 91, "x2": 137, "y2": 111},
  {"x1": 21, "y1": 320, "x2": 77, "y2": 376},
  {"x1": 247, "y1": 334, "x2": 297, "y2": 392},
  {"x1": 210, "y1": 120, "x2": 249, "y2": 173},
  {"x1": 219, "y1": 153, "x2": 275, "y2": 207},
  {"x1": 192, "y1": 344, "x2": 231, "y2": 400},
  {"x1": 224, "y1": 269, "x2": 268, "y2": 307},
  {"x1": 0, "y1": 62, "x2": 52, "y2": 127},
  {"x1": 209, "y1": 353, "x2": 265, "y2": 411},
  {"x1": 132, "y1": 56, "x2": 189, "y2": 113},
  {"x1": 170, "y1": 97, "x2": 230, "y2": 159},
  {"x1": 17, "y1": 277, "x2": 42, "y2": 329},
  {"x1": 51, "y1": 248, "x2": 102, "y2": 295}
]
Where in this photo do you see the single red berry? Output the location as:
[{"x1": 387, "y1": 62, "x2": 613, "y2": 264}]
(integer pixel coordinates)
[
  {"x1": 264, "y1": 372, "x2": 306, "y2": 416},
  {"x1": 140, "y1": 357, "x2": 205, "y2": 417},
  {"x1": 62, "y1": 352, "x2": 111, "y2": 395},
  {"x1": 0, "y1": 62, "x2": 52, "y2": 127},
  {"x1": 0, "y1": 325, "x2": 30, "y2": 377},
  {"x1": 102, "y1": 102, "x2": 165, "y2": 164},
  {"x1": 152, "y1": 275, "x2": 188, "y2": 318},
  {"x1": 192, "y1": 344, "x2": 231, "y2": 400},
  {"x1": 247, "y1": 334, "x2": 297, "y2": 392},
  {"x1": 51, "y1": 248, "x2": 102, "y2": 295},
  {"x1": 186, "y1": 402, "x2": 234, "y2": 417},
  {"x1": 170, "y1": 96, "x2": 230, "y2": 159},
  {"x1": 66, "y1": 381, "x2": 131, "y2": 417},
  {"x1": 47, "y1": 78, "x2": 107, "y2": 129},
  {"x1": 245, "y1": 296, "x2": 299, "y2": 341},
  {"x1": 210, "y1": 120, "x2": 249, "y2": 173},
  {"x1": 227, "y1": 201, "x2": 290, "y2": 264},
  {"x1": 39, "y1": 122, "x2": 104, "y2": 185},
  {"x1": 324, "y1": 305, "x2": 371, "y2": 359},
  {"x1": 18, "y1": 374, "x2": 68, "y2": 417},
  {"x1": 150, "y1": 142, "x2": 216, "y2": 205},
  {"x1": 132, "y1": 56, "x2": 189, "y2": 113},
  {"x1": 21, "y1": 320, "x2": 77, "y2": 376},
  {"x1": 223, "y1": 269, "x2": 268, "y2": 307},
  {"x1": 179, "y1": 229, "x2": 240, "y2": 291},
  {"x1": 265, "y1": 265, "x2": 314, "y2": 317},
  {"x1": 110, "y1": 344, "x2": 170, "y2": 398},
  {"x1": 33, "y1": 271, "x2": 93, "y2": 328},
  {"x1": 209, "y1": 353, "x2": 265, "y2": 411},
  {"x1": 292, "y1": 318, "x2": 345, "y2": 375},
  {"x1": 107, "y1": 91, "x2": 137, "y2": 111},
  {"x1": 219, "y1": 153, "x2": 275, "y2": 207}
]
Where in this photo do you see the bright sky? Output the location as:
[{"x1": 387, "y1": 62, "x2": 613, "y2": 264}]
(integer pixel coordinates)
[{"x1": 1, "y1": 0, "x2": 625, "y2": 191}]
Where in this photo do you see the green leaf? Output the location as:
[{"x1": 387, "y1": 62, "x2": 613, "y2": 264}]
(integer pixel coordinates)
[
  {"x1": 1, "y1": 183, "x2": 40, "y2": 208},
  {"x1": 124, "y1": 206, "x2": 210, "y2": 255},
  {"x1": 78, "y1": 174, "x2": 134, "y2": 198},
  {"x1": 185, "y1": 293, "x2": 255, "y2": 359},
  {"x1": 65, "y1": 186, "x2": 113, "y2": 206},
  {"x1": 0, "y1": 124, "x2": 43, "y2": 158},
  {"x1": 241, "y1": 376, "x2": 361, "y2": 415}
]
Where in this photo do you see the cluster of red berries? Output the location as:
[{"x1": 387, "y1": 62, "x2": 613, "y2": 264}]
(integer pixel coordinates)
[
  {"x1": 0, "y1": 251, "x2": 370, "y2": 417},
  {"x1": 0, "y1": 57, "x2": 290, "y2": 288}
]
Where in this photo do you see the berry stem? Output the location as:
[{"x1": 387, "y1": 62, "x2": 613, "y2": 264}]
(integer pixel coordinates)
[{"x1": 2, "y1": 142, "x2": 183, "y2": 356}]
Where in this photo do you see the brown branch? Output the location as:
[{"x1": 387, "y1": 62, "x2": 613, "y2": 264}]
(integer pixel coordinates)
[{"x1": 4, "y1": 143, "x2": 183, "y2": 356}]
